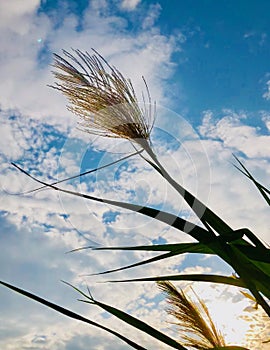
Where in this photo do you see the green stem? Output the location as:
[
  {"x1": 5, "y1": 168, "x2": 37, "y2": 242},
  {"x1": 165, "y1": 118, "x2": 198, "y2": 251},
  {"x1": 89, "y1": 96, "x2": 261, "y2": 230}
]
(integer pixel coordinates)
[
  {"x1": 142, "y1": 141, "x2": 233, "y2": 235},
  {"x1": 140, "y1": 141, "x2": 270, "y2": 315}
]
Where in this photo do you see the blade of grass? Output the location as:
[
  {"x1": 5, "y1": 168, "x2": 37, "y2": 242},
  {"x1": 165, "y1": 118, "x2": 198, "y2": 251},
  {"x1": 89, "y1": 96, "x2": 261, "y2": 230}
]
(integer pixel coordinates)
[
  {"x1": 63, "y1": 281, "x2": 187, "y2": 350},
  {"x1": 81, "y1": 252, "x2": 187, "y2": 276},
  {"x1": 15, "y1": 149, "x2": 143, "y2": 195},
  {"x1": 105, "y1": 274, "x2": 246, "y2": 288},
  {"x1": 142, "y1": 143, "x2": 235, "y2": 236},
  {"x1": 225, "y1": 244, "x2": 270, "y2": 316},
  {"x1": 232, "y1": 155, "x2": 270, "y2": 206},
  {"x1": 0, "y1": 280, "x2": 147, "y2": 350},
  {"x1": 12, "y1": 163, "x2": 214, "y2": 242},
  {"x1": 76, "y1": 241, "x2": 270, "y2": 276},
  {"x1": 12, "y1": 164, "x2": 270, "y2": 312},
  {"x1": 70, "y1": 241, "x2": 270, "y2": 263},
  {"x1": 204, "y1": 239, "x2": 270, "y2": 302},
  {"x1": 14, "y1": 164, "x2": 247, "y2": 282},
  {"x1": 82, "y1": 250, "x2": 196, "y2": 276},
  {"x1": 84, "y1": 242, "x2": 211, "y2": 252},
  {"x1": 71, "y1": 243, "x2": 214, "y2": 276}
]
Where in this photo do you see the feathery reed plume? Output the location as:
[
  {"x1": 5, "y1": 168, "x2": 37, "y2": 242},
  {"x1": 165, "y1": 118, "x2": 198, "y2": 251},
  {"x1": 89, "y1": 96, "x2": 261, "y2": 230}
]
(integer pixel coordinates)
[
  {"x1": 157, "y1": 281, "x2": 226, "y2": 349},
  {"x1": 50, "y1": 49, "x2": 155, "y2": 146}
]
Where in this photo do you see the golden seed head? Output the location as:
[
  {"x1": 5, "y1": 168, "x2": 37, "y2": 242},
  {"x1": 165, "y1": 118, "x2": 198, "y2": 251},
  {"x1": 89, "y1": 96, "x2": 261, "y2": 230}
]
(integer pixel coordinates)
[{"x1": 51, "y1": 49, "x2": 155, "y2": 145}]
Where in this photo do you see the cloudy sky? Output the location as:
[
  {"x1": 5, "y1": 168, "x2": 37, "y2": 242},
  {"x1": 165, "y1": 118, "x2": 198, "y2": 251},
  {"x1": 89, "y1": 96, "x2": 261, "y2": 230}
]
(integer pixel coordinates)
[{"x1": 0, "y1": 0, "x2": 270, "y2": 349}]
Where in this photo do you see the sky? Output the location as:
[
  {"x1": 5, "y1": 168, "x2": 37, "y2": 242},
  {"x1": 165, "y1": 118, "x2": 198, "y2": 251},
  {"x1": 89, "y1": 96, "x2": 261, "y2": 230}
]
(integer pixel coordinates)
[{"x1": 0, "y1": 0, "x2": 270, "y2": 349}]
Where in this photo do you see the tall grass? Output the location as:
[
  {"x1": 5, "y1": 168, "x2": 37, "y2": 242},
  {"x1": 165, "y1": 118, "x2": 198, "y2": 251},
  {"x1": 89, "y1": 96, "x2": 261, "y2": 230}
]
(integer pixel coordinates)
[{"x1": 1, "y1": 49, "x2": 269, "y2": 349}]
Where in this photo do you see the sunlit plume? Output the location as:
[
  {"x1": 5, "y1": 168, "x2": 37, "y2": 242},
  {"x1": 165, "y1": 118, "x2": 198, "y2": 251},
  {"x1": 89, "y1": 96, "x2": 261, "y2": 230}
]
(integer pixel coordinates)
[
  {"x1": 157, "y1": 281, "x2": 227, "y2": 349},
  {"x1": 50, "y1": 49, "x2": 155, "y2": 148}
]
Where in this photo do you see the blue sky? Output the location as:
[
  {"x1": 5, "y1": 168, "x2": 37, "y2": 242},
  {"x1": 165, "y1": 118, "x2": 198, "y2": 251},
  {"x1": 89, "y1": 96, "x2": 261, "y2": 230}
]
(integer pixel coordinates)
[
  {"x1": 0, "y1": 1, "x2": 270, "y2": 349},
  {"x1": 160, "y1": 0, "x2": 270, "y2": 114}
]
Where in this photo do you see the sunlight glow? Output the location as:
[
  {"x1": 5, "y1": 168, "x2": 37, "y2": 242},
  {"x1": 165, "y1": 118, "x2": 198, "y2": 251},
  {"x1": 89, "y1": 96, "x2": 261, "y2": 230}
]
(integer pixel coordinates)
[{"x1": 191, "y1": 285, "x2": 270, "y2": 349}]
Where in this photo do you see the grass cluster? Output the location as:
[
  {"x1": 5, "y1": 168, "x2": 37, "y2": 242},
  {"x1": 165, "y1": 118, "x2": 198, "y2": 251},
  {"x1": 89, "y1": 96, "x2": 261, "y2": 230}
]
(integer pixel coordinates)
[{"x1": 1, "y1": 49, "x2": 269, "y2": 349}]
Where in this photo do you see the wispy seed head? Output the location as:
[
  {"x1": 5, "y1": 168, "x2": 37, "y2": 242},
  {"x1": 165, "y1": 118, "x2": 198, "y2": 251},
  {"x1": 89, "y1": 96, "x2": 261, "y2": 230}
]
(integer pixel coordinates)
[{"x1": 50, "y1": 49, "x2": 155, "y2": 146}]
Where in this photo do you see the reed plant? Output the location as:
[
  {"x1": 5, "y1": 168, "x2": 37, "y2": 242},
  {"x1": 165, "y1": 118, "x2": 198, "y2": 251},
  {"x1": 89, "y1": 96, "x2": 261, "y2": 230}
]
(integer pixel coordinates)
[{"x1": 1, "y1": 49, "x2": 269, "y2": 349}]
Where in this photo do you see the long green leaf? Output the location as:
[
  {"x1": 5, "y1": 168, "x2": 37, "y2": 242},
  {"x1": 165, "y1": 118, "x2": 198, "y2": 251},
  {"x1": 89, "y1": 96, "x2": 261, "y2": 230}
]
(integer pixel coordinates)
[
  {"x1": 224, "y1": 244, "x2": 270, "y2": 315},
  {"x1": 81, "y1": 241, "x2": 270, "y2": 263},
  {"x1": 90, "y1": 242, "x2": 211, "y2": 252},
  {"x1": 143, "y1": 146, "x2": 268, "y2": 253},
  {"x1": 106, "y1": 274, "x2": 246, "y2": 288},
  {"x1": 81, "y1": 243, "x2": 215, "y2": 276},
  {"x1": 64, "y1": 282, "x2": 187, "y2": 350},
  {"x1": 251, "y1": 260, "x2": 270, "y2": 278},
  {"x1": 77, "y1": 241, "x2": 270, "y2": 276},
  {"x1": 233, "y1": 155, "x2": 270, "y2": 206},
  {"x1": 12, "y1": 163, "x2": 214, "y2": 242},
  {"x1": 0, "y1": 280, "x2": 147, "y2": 350},
  {"x1": 85, "y1": 250, "x2": 183, "y2": 276},
  {"x1": 18, "y1": 149, "x2": 143, "y2": 195},
  {"x1": 230, "y1": 240, "x2": 270, "y2": 263},
  {"x1": 12, "y1": 162, "x2": 270, "y2": 314},
  {"x1": 143, "y1": 145, "x2": 235, "y2": 236},
  {"x1": 203, "y1": 239, "x2": 270, "y2": 307}
]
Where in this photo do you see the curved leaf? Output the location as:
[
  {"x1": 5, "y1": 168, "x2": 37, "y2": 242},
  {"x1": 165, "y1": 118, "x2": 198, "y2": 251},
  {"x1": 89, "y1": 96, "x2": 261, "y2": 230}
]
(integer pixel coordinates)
[
  {"x1": 90, "y1": 242, "x2": 212, "y2": 253},
  {"x1": 12, "y1": 163, "x2": 213, "y2": 242},
  {"x1": 90, "y1": 241, "x2": 270, "y2": 263},
  {"x1": 79, "y1": 242, "x2": 270, "y2": 276},
  {"x1": 143, "y1": 145, "x2": 234, "y2": 236},
  {"x1": 106, "y1": 274, "x2": 247, "y2": 288},
  {"x1": 82, "y1": 243, "x2": 214, "y2": 276},
  {"x1": 20, "y1": 149, "x2": 144, "y2": 195},
  {"x1": 64, "y1": 281, "x2": 187, "y2": 350},
  {"x1": 233, "y1": 154, "x2": 270, "y2": 206},
  {"x1": 225, "y1": 245, "x2": 270, "y2": 314},
  {"x1": 0, "y1": 280, "x2": 147, "y2": 350}
]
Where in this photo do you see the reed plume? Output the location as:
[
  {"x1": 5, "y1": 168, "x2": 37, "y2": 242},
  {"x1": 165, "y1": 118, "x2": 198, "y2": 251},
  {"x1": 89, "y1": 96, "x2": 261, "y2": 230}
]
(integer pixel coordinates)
[
  {"x1": 50, "y1": 49, "x2": 155, "y2": 147},
  {"x1": 157, "y1": 281, "x2": 226, "y2": 349}
]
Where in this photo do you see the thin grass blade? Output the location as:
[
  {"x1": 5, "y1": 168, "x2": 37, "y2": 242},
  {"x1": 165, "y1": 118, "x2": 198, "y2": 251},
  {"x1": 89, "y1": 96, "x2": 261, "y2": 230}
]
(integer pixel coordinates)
[
  {"x1": 233, "y1": 154, "x2": 270, "y2": 206},
  {"x1": 83, "y1": 251, "x2": 190, "y2": 276},
  {"x1": 14, "y1": 149, "x2": 143, "y2": 195},
  {"x1": 88, "y1": 241, "x2": 270, "y2": 263},
  {"x1": 106, "y1": 274, "x2": 246, "y2": 288},
  {"x1": 63, "y1": 281, "x2": 187, "y2": 350},
  {"x1": 78, "y1": 241, "x2": 270, "y2": 276},
  {"x1": 225, "y1": 245, "x2": 270, "y2": 314},
  {"x1": 143, "y1": 145, "x2": 236, "y2": 236},
  {"x1": 0, "y1": 280, "x2": 147, "y2": 350},
  {"x1": 12, "y1": 163, "x2": 213, "y2": 242}
]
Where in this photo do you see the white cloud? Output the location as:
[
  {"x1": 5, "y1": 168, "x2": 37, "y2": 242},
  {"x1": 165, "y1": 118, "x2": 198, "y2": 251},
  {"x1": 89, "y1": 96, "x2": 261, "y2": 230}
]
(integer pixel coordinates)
[
  {"x1": 262, "y1": 112, "x2": 270, "y2": 131},
  {"x1": 199, "y1": 110, "x2": 270, "y2": 158},
  {"x1": 142, "y1": 3, "x2": 162, "y2": 29},
  {"x1": 0, "y1": 0, "x2": 180, "y2": 129},
  {"x1": 263, "y1": 80, "x2": 270, "y2": 100},
  {"x1": 0, "y1": 0, "x2": 40, "y2": 33},
  {"x1": 120, "y1": 0, "x2": 141, "y2": 11},
  {"x1": 243, "y1": 32, "x2": 254, "y2": 39},
  {"x1": 243, "y1": 31, "x2": 268, "y2": 51}
]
